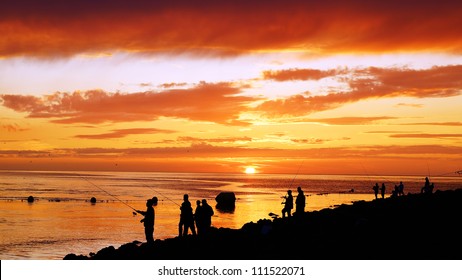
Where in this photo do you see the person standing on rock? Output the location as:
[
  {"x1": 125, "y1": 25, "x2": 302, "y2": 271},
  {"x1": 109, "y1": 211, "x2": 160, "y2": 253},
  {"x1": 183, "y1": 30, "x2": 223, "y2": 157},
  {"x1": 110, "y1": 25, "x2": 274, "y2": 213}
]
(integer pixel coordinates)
[
  {"x1": 373, "y1": 183, "x2": 379, "y2": 199},
  {"x1": 380, "y1": 183, "x2": 386, "y2": 199},
  {"x1": 179, "y1": 194, "x2": 196, "y2": 237},
  {"x1": 281, "y1": 190, "x2": 293, "y2": 218},
  {"x1": 201, "y1": 199, "x2": 214, "y2": 235},
  {"x1": 136, "y1": 198, "x2": 155, "y2": 245},
  {"x1": 295, "y1": 186, "x2": 306, "y2": 216}
]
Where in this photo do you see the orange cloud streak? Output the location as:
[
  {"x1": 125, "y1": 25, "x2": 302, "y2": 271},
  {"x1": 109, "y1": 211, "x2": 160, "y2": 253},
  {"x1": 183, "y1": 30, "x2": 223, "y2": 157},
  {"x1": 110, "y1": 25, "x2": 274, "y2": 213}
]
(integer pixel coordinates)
[
  {"x1": 74, "y1": 128, "x2": 176, "y2": 139},
  {"x1": 257, "y1": 65, "x2": 462, "y2": 116},
  {"x1": 2, "y1": 1, "x2": 462, "y2": 58},
  {"x1": 0, "y1": 82, "x2": 257, "y2": 125}
]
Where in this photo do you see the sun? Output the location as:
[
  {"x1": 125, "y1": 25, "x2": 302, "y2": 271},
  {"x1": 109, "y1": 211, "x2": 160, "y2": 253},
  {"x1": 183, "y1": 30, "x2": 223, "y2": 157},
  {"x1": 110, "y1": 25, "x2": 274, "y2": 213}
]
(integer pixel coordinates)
[{"x1": 244, "y1": 166, "x2": 257, "y2": 174}]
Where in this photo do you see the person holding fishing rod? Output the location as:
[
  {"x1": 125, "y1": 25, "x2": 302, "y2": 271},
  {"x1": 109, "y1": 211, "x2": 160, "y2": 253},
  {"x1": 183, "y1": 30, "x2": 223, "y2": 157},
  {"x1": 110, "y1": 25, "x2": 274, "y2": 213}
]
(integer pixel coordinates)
[
  {"x1": 281, "y1": 190, "x2": 294, "y2": 218},
  {"x1": 135, "y1": 197, "x2": 158, "y2": 245}
]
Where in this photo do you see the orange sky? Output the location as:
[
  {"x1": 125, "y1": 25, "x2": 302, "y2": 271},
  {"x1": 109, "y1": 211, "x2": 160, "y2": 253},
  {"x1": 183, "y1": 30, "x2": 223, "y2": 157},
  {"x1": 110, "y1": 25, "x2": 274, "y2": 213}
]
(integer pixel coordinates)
[{"x1": 1, "y1": 0, "x2": 462, "y2": 175}]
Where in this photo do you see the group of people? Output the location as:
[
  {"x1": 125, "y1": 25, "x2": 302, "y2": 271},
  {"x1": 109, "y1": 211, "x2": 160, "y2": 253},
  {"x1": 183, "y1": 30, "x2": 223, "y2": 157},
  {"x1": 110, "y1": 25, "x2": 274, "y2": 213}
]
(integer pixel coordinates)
[
  {"x1": 281, "y1": 186, "x2": 306, "y2": 218},
  {"x1": 372, "y1": 182, "x2": 405, "y2": 199},
  {"x1": 373, "y1": 177, "x2": 435, "y2": 199},
  {"x1": 178, "y1": 194, "x2": 214, "y2": 237},
  {"x1": 135, "y1": 193, "x2": 215, "y2": 245}
]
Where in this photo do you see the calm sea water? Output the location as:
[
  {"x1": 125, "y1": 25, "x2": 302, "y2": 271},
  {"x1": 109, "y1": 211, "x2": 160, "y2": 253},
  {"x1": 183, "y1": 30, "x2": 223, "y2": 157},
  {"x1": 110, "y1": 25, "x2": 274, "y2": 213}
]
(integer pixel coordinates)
[{"x1": 0, "y1": 170, "x2": 461, "y2": 260}]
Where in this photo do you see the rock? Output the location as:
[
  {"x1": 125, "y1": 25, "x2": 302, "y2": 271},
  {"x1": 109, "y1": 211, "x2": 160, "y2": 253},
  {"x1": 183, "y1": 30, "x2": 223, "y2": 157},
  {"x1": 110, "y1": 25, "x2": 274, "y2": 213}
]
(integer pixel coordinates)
[{"x1": 215, "y1": 192, "x2": 236, "y2": 212}]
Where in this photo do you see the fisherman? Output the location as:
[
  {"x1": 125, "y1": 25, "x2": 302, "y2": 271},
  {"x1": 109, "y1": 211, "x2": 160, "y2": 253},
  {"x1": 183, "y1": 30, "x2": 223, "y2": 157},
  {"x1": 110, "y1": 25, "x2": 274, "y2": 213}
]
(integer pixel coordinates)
[
  {"x1": 179, "y1": 194, "x2": 196, "y2": 237},
  {"x1": 136, "y1": 198, "x2": 155, "y2": 245},
  {"x1": 194, "y1": 200, "x2": 204, "y2": 235},
  {"x1": 421, "y1": 177, "x2": 431, "y2": 194},
  {"x1": 295, "y1": 186, "x2": 306, "y2": 216},
  {"x1": 201, "y1": 199, "x2": 214, "y2": 235},
  {"x1": 373, "y1": 183, "x2": 379, "y2": 199},
  {"x1": 281, "y1": 190, "x2": 293, "y2": 218},
  {"x1": 398, "y1": 181, "x2": 405, "y2": 196}
]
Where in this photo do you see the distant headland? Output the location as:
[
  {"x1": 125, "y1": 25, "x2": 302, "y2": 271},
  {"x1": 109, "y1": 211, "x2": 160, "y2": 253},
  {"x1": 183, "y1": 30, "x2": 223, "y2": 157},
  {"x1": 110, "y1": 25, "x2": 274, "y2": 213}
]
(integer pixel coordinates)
[{"x1": 64, "y1": 188, "x2": 462, "y2": 260}]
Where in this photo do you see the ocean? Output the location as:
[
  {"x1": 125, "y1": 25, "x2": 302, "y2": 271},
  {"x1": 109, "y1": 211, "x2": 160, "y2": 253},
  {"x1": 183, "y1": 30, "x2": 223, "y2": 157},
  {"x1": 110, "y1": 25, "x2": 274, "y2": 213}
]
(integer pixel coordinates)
[{"x1": 1, "y1": 170, "x2": 461, "y2": 260}]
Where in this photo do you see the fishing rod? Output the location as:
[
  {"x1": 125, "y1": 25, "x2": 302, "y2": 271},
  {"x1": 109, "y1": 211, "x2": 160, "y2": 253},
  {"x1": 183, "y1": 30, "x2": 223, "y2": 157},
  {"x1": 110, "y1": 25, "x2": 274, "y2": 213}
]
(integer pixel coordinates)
[
  {"x1": 77, "y1": 173, "x2": 138, "y2": 213},
  {"x1": 140, "y1": 182, "x2": 180, "y2": 207},
  {"x1": 288, "y1": 159, "x2": 305, "y2": 189}
]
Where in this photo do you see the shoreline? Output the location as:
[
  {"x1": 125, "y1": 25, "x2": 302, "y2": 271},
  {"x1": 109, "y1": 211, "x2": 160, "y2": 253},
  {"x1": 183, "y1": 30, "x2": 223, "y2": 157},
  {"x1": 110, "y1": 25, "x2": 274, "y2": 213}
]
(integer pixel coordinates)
[{"x1": 64, "y1": 188, "x2": 462, "y2": 260}]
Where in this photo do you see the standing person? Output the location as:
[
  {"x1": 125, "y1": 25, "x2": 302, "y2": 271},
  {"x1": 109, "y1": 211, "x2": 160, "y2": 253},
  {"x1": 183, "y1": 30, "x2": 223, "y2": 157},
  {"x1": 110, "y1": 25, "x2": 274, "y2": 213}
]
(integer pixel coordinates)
[
  {"x1": 201, "y1": 199, "x2": 214, "y2": 235},
  {"x1": 422, "y1": 177, "x2": 431, "y2": 194},
  {"x1": 194, "y1": 200, "x2": 204, "y2": 236},
  {"x1": 295, "y1": 186, "x2": 306, "y2": 216},
  {"x1": 179, "y1": 194, "x2": 196, "y2": 237},
  {"x1": 398, "y1": 182, "x2": 405, "y2": 196},
  {"x1": 373, "y1": 183, "x2": 379, "y2": 199},
  {"x1": 136, "y1": 198, "x2": 155, "y2": 245},
  {"x1": 380, "y1": 183, "x2": 386, "y2": 199},
  {"x1": 281, "y1": 190, "x2": 293, "y2": 218}
]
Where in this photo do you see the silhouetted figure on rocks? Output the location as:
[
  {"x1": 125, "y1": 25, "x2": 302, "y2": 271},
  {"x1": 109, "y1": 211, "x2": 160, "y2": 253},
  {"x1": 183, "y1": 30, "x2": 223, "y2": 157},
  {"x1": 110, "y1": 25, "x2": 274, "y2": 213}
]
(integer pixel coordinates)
[
  {"x1": 392, "y1": 185, "x2": 399, "y2": 197},
  {"x1": 136, "y1": 198, "x2": 155, "y2": 245},
  {"x1": 421, "y1": 177, "x2": 434, "y2": 194},
  {"x1": 380, "y1": 183, "x2": 386, "y2": 199},
  {"x1": 179, "y1": 194, "x2": 196, "y2": 237},
  {"x1": 295, "y1": 186, "x2": 306, "y2": 216},
  {"x1": 398, "y1": 181, "x2": 405, "y2": 196},
  {"x1": 201, "y1": 199, "x2": 214, "y2": 235},
  {"x1": 194, "y1": 200, "x2": 204, "y2": 235},
  {"x1": 281, "y1": 190, "x2": 293, "y2": 218},
  {"x1": 373, "y1": 183, "x2": 379, "y2": 199}
]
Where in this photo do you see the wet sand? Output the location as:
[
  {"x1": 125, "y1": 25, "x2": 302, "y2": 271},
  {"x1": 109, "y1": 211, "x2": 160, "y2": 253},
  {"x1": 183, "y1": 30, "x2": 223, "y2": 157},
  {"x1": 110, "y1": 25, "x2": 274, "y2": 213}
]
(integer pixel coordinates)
[{"x1": 64, "y1": 188, "x2": 462, "y2": 260}]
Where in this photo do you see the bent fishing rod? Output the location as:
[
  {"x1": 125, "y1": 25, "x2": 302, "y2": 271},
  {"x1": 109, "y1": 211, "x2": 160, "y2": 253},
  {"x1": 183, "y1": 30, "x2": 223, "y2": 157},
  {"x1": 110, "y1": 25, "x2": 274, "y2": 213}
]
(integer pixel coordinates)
[
  {"x1": 140, "y1": 182, "x2": 180, "y2": 207},
  {"x1": 76, "y1": 173, "x2": 138, "y2": 214},
  {"x1": 288, "y1": 159, "x2": 305, "y2": 189}
]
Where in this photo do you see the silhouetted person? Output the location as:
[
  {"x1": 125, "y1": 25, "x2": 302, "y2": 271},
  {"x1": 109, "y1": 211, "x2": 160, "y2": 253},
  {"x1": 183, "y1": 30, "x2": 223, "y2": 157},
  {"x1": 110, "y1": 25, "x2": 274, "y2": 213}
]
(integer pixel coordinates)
[
  {"x1": 295, "y1": 186, "x2": 306, "y2": 216},
  {"x1": 194, "y1": 200, "x2": 204, "y2": 235},
  {"x1": 373, "y1": 183, "x2": 379, "y2": 199},
  {"x1": 179, "y1": 194, "x2": 196, "y2": 237},
  {"x1": 136, "y1": 198, "x2": 155, "y2": 244},
  {"x1": 421, "y1": 177, "x2": 431, "y2": 194},
  {"x1": 398, "y1": 181, "x2": 405, "y2": 196},
  {"x1": 392, "y1": 185, "x2": 399, "y2": 197},
  {"x1": 380, "y1": 183, "x2": 386, "y2": 199},
  {"x1": 201, "y1": 199, "x2": 214, "y2": 235},
  {"x1": 281, "y1": 190, "x2": 293, "y2": 218}
]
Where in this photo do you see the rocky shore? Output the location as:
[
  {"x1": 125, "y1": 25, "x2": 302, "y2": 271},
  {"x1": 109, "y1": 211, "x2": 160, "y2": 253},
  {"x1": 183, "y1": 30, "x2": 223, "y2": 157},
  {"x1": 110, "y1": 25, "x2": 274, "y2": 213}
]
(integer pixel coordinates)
[{"x1": 64, "y1": 188, "x2": 462, "y2": 260}]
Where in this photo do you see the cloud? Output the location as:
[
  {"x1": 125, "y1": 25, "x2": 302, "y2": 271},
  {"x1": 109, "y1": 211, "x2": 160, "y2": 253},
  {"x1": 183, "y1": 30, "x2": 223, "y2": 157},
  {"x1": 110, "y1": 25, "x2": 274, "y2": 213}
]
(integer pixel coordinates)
[
  {"x1": 2, "y1": 144, "x2": 461, "y2": 160},
  {"x1": 389, "y1": 133, "x2": 462, "y2": 139},
  {"x1": 177, "y1": 136, "x2": 252, "y2": 144},
  {"x1": 1, "y1": 123, "x2": 28, "y2": 132},
  {"x1": 2, "y1": 1, "x2": 462, "y2": 58},
  {"x1": 74, "y1": 128, "x2": 176, "y2": 139},
  {"x1": 400, "y1": 122, "x2": 462, "y2": 126},
  {"x1": 395, "y1": 103, "x2": 424, "y2": 108},
  {"x1": 0, "y1": 82, "x2": 258, "y2": 125},
  {"x1": 256, "y1": 65, "x2": 462, "y2": 116},
  {"x1": 262, "y1": 68, "x2": 341, "y2": 81},
  {"x1": 303, "y1": 116, "x2": 397, "y2": 125}
]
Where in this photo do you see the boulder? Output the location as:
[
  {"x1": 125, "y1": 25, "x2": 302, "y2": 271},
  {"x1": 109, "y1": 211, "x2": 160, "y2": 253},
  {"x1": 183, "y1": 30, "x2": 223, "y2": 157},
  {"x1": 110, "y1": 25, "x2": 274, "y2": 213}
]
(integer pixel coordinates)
[{"x1": 215, "y1": 192, "x2": 236, "y2": 212}]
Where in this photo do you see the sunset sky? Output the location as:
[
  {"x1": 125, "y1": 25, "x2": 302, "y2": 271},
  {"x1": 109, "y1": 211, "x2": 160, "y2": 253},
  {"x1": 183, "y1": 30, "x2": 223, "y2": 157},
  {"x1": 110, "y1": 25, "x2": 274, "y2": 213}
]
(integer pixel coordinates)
[{"x1": 1, "y1": 0, "x2": 462, "y2": 175}]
